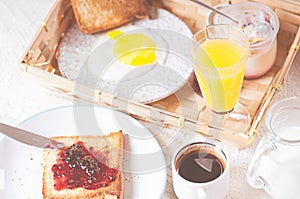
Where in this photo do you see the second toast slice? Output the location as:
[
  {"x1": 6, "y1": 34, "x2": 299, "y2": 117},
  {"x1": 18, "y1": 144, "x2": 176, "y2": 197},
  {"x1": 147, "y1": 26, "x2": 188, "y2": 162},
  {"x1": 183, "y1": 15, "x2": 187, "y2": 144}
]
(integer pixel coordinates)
[{"x1": 70, "y1": 0, "x2": 151, "y2": 34}]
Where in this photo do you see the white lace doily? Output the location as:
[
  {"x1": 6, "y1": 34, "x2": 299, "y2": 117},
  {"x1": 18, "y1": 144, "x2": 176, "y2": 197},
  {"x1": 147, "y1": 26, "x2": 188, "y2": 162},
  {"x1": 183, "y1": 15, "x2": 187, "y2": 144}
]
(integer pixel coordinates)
[{"x1": 58, "y1": 8, "x2": 193, "y2": 103}]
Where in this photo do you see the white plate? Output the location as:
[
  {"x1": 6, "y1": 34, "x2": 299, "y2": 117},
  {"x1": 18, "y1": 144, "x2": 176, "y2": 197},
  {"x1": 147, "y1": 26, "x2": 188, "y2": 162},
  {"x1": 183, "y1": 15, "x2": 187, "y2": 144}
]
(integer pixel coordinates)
[
  {"x1": 58, "y1": 8, "x2": 193, "y2": 104},
  {"x1": 0, "y1": 105, "x2": 167, "y2": 198}
]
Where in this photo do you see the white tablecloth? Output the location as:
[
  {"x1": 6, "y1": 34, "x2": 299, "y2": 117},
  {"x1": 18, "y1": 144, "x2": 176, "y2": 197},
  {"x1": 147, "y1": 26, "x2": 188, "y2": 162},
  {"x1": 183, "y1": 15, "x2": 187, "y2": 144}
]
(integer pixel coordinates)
[{"x1": 0, "y1": 0, "x2": 299, "y2": 198}]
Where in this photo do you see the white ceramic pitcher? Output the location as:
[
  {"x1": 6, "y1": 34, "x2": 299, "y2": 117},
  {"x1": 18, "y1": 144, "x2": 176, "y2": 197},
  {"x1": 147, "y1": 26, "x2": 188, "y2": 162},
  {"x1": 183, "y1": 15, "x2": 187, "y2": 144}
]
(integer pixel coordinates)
[{"x1": 247, "y1": 97, "x2": 300, "y2": 199}]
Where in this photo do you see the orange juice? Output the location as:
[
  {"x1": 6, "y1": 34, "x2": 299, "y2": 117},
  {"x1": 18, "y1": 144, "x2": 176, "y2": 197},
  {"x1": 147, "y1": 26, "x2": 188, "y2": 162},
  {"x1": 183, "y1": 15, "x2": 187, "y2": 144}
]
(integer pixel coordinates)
[{"x1": 194, "y1": 39, "x2": 248, "y2": 112}]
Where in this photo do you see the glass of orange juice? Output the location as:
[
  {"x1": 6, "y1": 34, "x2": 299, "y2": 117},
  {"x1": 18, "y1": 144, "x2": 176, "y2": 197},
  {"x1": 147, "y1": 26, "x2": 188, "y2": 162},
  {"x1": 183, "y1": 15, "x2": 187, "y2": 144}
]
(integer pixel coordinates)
[{"x1": 192, "y1": 25, "x2": 250, "y2": 131}]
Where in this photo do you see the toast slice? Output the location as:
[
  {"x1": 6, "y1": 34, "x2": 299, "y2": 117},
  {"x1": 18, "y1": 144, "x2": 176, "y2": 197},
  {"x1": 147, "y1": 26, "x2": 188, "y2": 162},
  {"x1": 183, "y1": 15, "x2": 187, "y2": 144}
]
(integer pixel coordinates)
[
  {"x1": 70, "y1": 0, "x2": 151, "y2": 34},
  {"x1": 42, "y1": 131, "x2": 123, "y2": 199}
]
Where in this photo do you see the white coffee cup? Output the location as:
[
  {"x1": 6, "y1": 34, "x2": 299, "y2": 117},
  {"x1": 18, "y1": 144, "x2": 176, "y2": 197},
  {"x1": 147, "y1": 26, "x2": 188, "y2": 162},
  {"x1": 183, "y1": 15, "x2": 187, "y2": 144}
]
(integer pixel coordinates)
[{"x1": 172, "y1": 142, "x2": 230, "y2": 199}]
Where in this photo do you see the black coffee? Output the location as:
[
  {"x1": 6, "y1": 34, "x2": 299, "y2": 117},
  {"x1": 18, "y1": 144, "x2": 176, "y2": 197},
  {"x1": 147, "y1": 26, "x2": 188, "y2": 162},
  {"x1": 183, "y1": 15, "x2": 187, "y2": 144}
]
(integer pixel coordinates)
[{"x1": 177, "y1": 151, "x2": 224, "y2": 183}]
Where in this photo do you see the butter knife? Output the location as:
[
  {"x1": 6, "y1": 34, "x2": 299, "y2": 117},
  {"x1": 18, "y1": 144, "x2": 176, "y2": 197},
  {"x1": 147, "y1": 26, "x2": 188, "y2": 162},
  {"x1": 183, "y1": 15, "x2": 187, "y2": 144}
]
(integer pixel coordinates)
[{"x1": 0, "y1": 122, "x2": 64, "y2": 149}]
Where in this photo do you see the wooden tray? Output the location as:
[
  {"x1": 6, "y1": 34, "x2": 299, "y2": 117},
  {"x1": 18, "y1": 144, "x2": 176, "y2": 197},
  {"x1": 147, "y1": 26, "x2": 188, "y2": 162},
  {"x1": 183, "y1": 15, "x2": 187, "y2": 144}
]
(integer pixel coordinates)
[{"x1": 20, "y1": 0, "x2": 300, "y2": 149}]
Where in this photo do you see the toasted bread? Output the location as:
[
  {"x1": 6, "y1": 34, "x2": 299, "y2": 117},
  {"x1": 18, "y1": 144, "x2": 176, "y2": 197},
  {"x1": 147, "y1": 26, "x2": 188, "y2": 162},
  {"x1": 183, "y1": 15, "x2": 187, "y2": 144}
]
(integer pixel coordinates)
[
  {"x1": 42, "y1": 131, "x2": 123, "y2": 199},
  {"x1": 70, "y1": 0, "x2": 151, "y2": 34}
]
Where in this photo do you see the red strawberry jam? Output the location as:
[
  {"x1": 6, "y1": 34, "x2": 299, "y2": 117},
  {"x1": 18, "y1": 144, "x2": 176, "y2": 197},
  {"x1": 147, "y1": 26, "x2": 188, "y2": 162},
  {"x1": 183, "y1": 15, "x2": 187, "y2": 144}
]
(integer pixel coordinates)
[{"x1": 51, "y1": 141, "x2": 118, "y2": 191}]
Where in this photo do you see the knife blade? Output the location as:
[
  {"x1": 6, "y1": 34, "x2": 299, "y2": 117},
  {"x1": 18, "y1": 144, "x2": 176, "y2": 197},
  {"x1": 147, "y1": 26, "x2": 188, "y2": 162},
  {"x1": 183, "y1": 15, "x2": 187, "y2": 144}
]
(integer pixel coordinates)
[{"x1": 0, "y1": 122, "x2": 64, "y2": 149}]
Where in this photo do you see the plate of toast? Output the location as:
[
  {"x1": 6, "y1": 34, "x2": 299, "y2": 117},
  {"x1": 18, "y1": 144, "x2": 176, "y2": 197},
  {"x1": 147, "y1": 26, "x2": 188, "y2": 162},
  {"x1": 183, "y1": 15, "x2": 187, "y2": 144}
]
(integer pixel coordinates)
[
  {"x1": 0, "y1": 105, "x2": 167, "y2": 198},
  {"x1": 58, "y1": 8, "x2": 193, "y2": 104}
]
